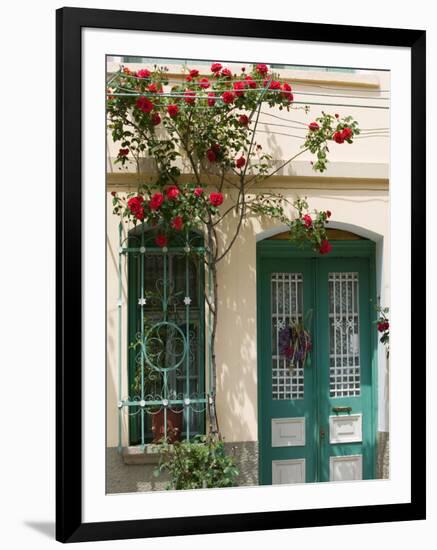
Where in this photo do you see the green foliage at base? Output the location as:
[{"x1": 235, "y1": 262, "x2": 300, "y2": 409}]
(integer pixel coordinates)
[{"x1": 155, "y1": 435, "x2": 239, "y2": 490}]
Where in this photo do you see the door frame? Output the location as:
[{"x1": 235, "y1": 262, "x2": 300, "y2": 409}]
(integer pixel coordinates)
[{"x1": 256, "y1": 238, "x2": 378, "y2": 484}]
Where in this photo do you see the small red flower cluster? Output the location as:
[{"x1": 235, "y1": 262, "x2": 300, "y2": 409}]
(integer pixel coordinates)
[
  {"x1": 124, "y1": 185, "x2": 224, "y2": 243},
  {"x1": 184, "y1": 90, "x2": 196, "y2": 104},
  {"x1": 319, "y1": 239, "x2": 332, "y2": 255},
  {"x1": 211, "y1": 62, "x2": 223, "y2": 73},
  {"x1": 244, "y1": 75, "x2": 257, "y2": 89},
  {"x1": 206, "y1": 143, "x2": 221, "y2": 163},
  {"x1": 255, "y1": 63, "x2": 269, "y2": 76},
  {"x1": 303, "y1": 214, "x2": 312, "y2": 228},
  {"x1": 155, "y1": 234, "x2": 168, "y2": 247},
  {"x1": 136, "y1": 96, "x2": 153, "y2": 114},
  {"x1": 119, "y1": 148, "x2": 129, "y2": 157},
  {"x1": 239, "y1": 114, "x2": 249, "y2": 126},
  {"x1": 209, "y1": 192, "x2": 224, "y2": 207},
  {"x1": 127, "y1": 195, "x2": 145, "y2": 220},
  {"x1": 166, "y1": 186, "x2": 180, "y2": 200},
  {"x1": 377, "y1": 321, "x2": 389, "y2": 332},
  {"x1": 222, "y1": 91, "x2": 235, "y2": 104},
  {"x1": 333, "y1": 127, "x2": 353, "y2": 144},
  {"x1": 233, "y1": 81, "x2": 246, "y2": 96},
  {"x1": 171, "y1": 216, "x2": 184, "y2": 231},
  {"x1": 149, "y1": 192, "x2": 164, "y2": 210},
  {"x1": 235, "y1": 156, "x2": 246, "y2": 169},
  {"x1": 281, "y1": 82, "x2": 293, "y2": 101},
  {"x1": 137, "y1": 68, "x2": 151, "y2": 79},
  {"x1": 151, "y1": 113, "x2": 161, "y2": 126},
  {"x1": 167, "y1": 104, "x2": 179, "y2": 117},
  {"x1": 207, "y1": 92, "x2": 216, "y2": 107}
]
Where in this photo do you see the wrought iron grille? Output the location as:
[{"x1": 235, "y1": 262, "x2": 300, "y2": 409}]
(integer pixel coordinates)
[
  {"x1": 271, "y1": 272, "x2": 305, "y2": 400},
  {"x1": 328, "y1": 272, "x2": 361, "y2": 397},
  {"x1": 117, "y1": 223, "x2": 210, "y2": 450}
]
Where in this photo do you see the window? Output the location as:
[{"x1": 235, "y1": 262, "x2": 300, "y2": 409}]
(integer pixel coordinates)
[{"x1": 127, "y1": 228, "x2": 205, "y2": 445}]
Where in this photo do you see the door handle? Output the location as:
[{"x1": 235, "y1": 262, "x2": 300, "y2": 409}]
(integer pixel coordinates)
[{"x1": 332, "y1": 406, "x2": 352, "y2": 414}]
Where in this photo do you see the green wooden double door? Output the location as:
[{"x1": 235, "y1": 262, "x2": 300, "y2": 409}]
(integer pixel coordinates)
[{"x1": 258, "y1": 245, "x2": 376, "y2": 485}]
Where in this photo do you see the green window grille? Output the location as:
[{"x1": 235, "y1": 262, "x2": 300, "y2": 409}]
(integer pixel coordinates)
[{"x1": 117, "y1": 224, "x2": 208, "y2": 450}]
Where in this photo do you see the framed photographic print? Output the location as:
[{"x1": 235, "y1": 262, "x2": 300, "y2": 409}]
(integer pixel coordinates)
[{"x1": 56, "y1": 7, "x2": 426, "y2": 543}]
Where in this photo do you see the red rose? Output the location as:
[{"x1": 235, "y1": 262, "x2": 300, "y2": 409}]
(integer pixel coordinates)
[
  {"x1": 303, "y1": 214, "x2": 312, "y2": 228},
  {"x1": 233, "y1": 81, "x2": 246, "y2": 96},
  {"x1": 221, "y1": 68, "x2": 232, "y2": 78},
  {"x1": 326, "y1": 210, "x2": 332, "y2": 218},
  {"x1": 147, "y1": 83, "x2": 160, "y2": 93},
  {"x1": 333, "y1": 131, "x2": 345, "y2": 144},
  {"x1": 185, "y1": 75, "x2": 193, "y2": 82},
  {"x1": 134, "y1": 208, "x2": 145, "y2": 220},
  {"x1": 206, "y1": 149, "x2": 217, "y2": 162},
  {"x1": 199, "y1": 78, "x2": 210, "y2": 89},
  {"x1": 267, "y1": 80, "x2": 281, "y2": 90},
  {"x1": 155, "y1": 234, "x2": 168, "y2": 248},
  {"x1": 255, "y1": 63, "x2": 269, "y2": 75},
  {"x1": 194, "y1": 187, "x2": 204, "y2": 197},
  {"x1": 207, "y1": 92, "x2": 216, "y2": 107},
  {"x1": 384, "y1": 321, "x2": 390, "y2": 331},
  {"x1": 171, "y1": 216, "x2": 184, "y2": 231},
  {"x1": 244, "y1": 75, "x2": 257, "y2": 89},
  {"x1": 166, "y1": 186, "x2": 180, "y2": 200},
  {"x1": 136, "y1": 96, "x2": 153, "y2": 113},
  {"x1": 127, "y1": 196, "x2": 144, "y2": 216},
  {"x1": 167, "y1": 104, "x2": 179, "y2": 117},
  {"x1": 151, "y1": 113, "x2": 161, "y2": 126},
  {"x1": 149, "y1": 192, "x2": 164, "y2": 210},
  {"x1": 335, "y1": 113, "x2": 339, "y2": 118},
  {"x1": 209, "y1": 192, "x2": 224, "y2": 207},
  {"x1": 235, "y1": 156, "x2": 246, "y2": 169},
  {"x1": 119, "y1": 148, "x2": 129, "y2": 156},
  {"x1": 309, "y1": 122, "x2": 319, "y2": 131},
  {"x1": 239, "y1": 114, "x2": 249, "y2": 126},
  {"x1": 342, "y1": 127, "x2": 353, "y2": 140},
  {"x1": 137, "y1": 68, "x2": 151, "y2": 79},
  {"x1": 111, "y1": 191, "x2": 117, "y2": 197},
  {"x1": 184, "y1": 90, "x2": 196, "y2": 104},
  {"x1": 222, "y1": 91, "x2": 235, "y2": 104},
  {"x1": 189, "y1": 69, "x2": 199, "y2": 77},
  {"x1": 319, "y1": 239, "x2": 333, "y2": 255},
  {"x1": 281, "y1": 81, "x2": 293, "y2": 100},
  {"x1": 211, "y1": 62, "x2": 222, "y2": 73}
]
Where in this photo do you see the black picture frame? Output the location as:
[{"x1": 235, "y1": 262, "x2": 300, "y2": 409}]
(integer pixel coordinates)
[{"x1": 56, "y1": 7, "x2": 426, "y2": 543}]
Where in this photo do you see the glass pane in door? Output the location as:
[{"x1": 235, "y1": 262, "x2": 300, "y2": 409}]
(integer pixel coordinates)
[
  {"x1": 271, "y1": 272, "x2": 304, "y2": 400},
  {"x1": 328, "y1": 272, "x2": 361, "y2": 397}
]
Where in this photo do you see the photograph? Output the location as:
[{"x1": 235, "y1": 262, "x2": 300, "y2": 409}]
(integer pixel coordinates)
[{"x1": 105, "y1": 55, "x2": 390, "y2": 493}]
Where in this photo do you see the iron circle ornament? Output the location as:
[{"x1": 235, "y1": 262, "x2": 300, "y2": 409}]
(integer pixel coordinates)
[{"x1": 143, "y1": 320, "x2": 187, "y2": 373}]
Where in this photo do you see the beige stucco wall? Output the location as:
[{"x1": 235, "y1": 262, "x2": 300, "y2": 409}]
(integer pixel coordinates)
[
  {"x1": 106, "y1": 66, "x2": 390, "y2": 447},
  {"x1": 106, "y1": 181, "x2": 389, "y2": 447}
]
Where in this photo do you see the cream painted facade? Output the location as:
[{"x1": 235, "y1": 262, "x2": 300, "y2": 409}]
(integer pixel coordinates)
[{"x1": 106, "y1": 64, "x2": 390, "y2": 457}]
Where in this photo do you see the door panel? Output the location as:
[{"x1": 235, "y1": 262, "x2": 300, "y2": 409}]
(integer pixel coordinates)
[
  {"x1": 317, "y1": 259, "x2": 374, "y2": 481},
  {"x1": 259, "y1": 259, "x2": 316, "y2": 485},
  {"x1": 258, "y1": 253, "x2": 376, "y2": 485}
]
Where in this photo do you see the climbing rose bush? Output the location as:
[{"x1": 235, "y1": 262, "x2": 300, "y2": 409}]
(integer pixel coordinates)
[
  {"x1": 108, "y1": 63, "x2": 359, "y2": 254},
  {"x1": 108, "y1": 61, "x2": 360, "y2": 435}
]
